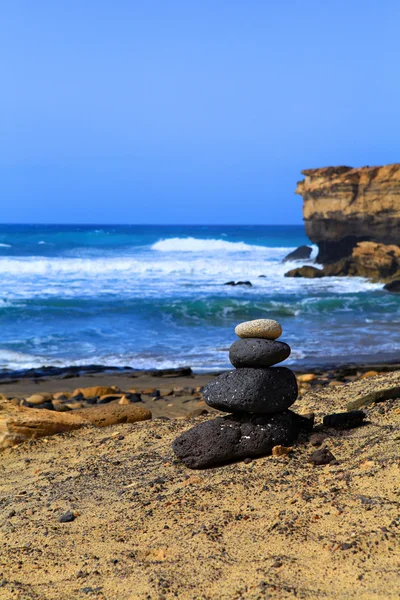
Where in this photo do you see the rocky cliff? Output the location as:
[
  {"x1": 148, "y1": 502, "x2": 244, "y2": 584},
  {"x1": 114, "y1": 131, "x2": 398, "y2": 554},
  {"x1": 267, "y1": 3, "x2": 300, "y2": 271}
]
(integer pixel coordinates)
[{"x1": 296, "y1": 164, "x2": 400, "y2": 263}]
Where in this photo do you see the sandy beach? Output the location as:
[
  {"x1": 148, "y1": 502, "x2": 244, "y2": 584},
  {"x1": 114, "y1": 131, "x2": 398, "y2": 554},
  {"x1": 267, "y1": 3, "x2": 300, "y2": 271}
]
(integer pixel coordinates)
[{"x1": 0, "y1": 367, "x2": 399, "y2": 599}]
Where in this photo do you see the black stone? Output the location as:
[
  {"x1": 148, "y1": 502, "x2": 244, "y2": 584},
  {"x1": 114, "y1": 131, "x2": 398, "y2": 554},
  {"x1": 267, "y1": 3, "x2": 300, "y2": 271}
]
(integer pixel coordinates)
[
  {"x1": 308, "y1": 447, "x2": 336, "y2": 465},
  {"x1": 34, "y1": 401, "x2": 54, "y2": 410},
  {"x1": 172, "y1": 411, "x2": 303, "y2": 468},
  {"x1": 229, "y1": 338, "x2": 291, "y2": 368},
  {"x1": 309, "y1": 432, "x2": 327, "y2": 446},
  {"x1": 59, "y1": 510, "x2": 75, "y2": 523},
  {"x1": 203, "y1": 367, "x2": 298, "y2": 415},
  {"x1": 295, "y1": 412, "x2": 315, "y2": 433},
  {"x1": 96, "y1": 395, "x2": 120, "y2": 404},
  {"x1": 323, "y1": 410, "x2": 366, "y2": 429},
  {"x1": 383, "y1": 279, "x2": 400, "y2": 293},
  {"x1": 149, "y1": 366, "x2": 192, "y2": 377},
  {"x1": 126, "y1": 393, "x2": 142, "y2": 403},
  {"x1": 85, "y1": 397, "x2": 98, "y2": 405},
  {"x1": 283, "y1": 245, "x2": 312, "y2": 261}
]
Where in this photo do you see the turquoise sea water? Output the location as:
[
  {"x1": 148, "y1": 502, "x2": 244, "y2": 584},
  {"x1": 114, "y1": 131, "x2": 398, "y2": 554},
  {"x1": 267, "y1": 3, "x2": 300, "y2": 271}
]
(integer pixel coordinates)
[{"x1": 0, "y1": 224, "x2": 399, "y2": 372}]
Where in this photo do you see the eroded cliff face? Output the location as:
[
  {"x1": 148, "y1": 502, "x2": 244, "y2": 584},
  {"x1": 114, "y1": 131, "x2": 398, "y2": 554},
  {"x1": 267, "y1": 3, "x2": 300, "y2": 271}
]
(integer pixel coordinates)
[{"x1": 296, "y1": 164, "x2": 400, "y2": 263}]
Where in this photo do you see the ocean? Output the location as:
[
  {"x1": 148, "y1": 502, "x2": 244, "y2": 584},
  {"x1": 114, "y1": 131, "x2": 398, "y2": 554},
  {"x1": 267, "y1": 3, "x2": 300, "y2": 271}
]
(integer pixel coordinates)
[{"x1": 0, "y1": 224, "x2": 399, "y2": 373}]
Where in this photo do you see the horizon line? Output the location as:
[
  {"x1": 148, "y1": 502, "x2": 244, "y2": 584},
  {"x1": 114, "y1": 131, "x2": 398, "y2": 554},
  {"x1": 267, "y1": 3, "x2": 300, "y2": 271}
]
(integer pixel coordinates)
[{"x1": 0, "y1": 222, "x2": 305, "y2": 227}]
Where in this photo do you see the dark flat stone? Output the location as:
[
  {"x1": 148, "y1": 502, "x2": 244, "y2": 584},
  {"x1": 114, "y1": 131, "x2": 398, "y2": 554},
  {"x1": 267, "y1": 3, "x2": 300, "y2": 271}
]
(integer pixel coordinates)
[
  {"x1": 323, "y1": 410, "x2": 366, "y2": 429},
  {"x1": 96, "y1": 395, "x2": 120, "y2": 405},
  {"x1": 126, "y1": 393, "x2": 142, "y2": 403},
  {"x1": 172, "y1": 411, "x2": 304, "y2": 469},
  {"x1": 203, "y1": 367, "x2": 298, "y2": 415},
  {"x1": 229, "y1": 338, "x2": 291, "y2": 368},
  {"x1": 34, "y1": 401, "x2": 54, "y2": 410}
]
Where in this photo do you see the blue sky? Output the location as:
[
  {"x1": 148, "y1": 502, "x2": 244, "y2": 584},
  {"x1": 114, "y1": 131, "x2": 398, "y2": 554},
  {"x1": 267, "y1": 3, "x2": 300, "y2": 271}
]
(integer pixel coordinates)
[{"x1": 2, "y1": 1, "x2": 400, "y2": 224}]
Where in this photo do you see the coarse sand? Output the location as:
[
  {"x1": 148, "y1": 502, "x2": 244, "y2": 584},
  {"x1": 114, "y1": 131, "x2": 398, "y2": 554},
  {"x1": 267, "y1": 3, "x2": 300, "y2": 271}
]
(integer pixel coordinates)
[{"x1": 0, "y1": 373, "x2": 399, "y2": 599}]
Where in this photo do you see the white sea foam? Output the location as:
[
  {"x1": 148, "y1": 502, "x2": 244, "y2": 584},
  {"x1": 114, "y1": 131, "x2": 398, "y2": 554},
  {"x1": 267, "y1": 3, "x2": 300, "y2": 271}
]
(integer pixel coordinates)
[
  {"x1": 0, "y1": 255, "x2": 289, "y2": 277},
  {"x1": 152, "y1": 236, "x2": 292, "y2": 254},
  {"x1": 0, "y1": 349, "x2": 44, "y2": 369},
  {"x1": 0, "y1": 253, "x2": 382, "y2": 301},
  {"x1": 0, "y1": 243, "x2": 11, "y2": 248}
]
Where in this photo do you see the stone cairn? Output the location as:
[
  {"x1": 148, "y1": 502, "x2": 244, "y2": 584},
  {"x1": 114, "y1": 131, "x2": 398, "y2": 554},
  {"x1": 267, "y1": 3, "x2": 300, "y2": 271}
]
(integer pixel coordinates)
[{"x1": 173, "y1": 318, "x2": 313, "y2": 468}]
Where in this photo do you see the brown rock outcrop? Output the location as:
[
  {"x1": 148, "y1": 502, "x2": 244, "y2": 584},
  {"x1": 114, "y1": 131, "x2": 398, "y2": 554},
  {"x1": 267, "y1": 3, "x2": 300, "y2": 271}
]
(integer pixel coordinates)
[
  {"x1": 323, "y1": 242, "x2": 400, "y2": 281},
  {"x1": 285, "y1": 266, "x2": 325, "y2": 279},
  {"x1": 296, "y1": 164, "x2": 400, "y2": 263},
  {"x1": 0, "y1": 400, "x2": 151, "y2": 449}
]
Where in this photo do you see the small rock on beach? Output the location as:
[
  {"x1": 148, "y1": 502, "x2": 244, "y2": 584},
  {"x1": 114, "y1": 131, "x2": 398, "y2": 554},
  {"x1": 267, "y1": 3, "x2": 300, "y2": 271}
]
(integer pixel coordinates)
[
  {"x1": 59, "y1": 510, "x2": 75, "y2": 523},
  {"x1": 323, "y1": 410, "x2": 366, "y2": 429},
  {"x1": 308, "y1": 447, "x2": 337, "y2": 466}
]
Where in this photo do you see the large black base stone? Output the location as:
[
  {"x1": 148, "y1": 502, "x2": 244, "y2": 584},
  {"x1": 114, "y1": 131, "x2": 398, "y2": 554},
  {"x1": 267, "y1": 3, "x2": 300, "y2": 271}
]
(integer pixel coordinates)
[
  {"x1": 203, "y1": 367, "x2": 298, "y2": 415},
  {"x1": 172, "y1": 411, "x2": 309, "y2": 469},
  {"x1": 229, "y1": 338, "x2": 291, "y2": 368}
]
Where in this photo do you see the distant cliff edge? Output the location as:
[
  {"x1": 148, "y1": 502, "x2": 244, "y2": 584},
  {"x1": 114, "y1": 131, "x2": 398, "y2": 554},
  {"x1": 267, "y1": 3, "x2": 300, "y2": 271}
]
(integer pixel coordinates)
[{"x1": 295, "y1": 164, "x2": 400, "y2": 263}]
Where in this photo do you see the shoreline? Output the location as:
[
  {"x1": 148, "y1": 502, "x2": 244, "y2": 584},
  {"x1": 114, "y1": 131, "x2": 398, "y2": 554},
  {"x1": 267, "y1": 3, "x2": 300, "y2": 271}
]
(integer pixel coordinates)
[
  {"x1": 1, "y1": 358, "x2": 399, "y2": 422},
  {"x1": 0, "y1": 354, "x2": 399, "y2": 383}
]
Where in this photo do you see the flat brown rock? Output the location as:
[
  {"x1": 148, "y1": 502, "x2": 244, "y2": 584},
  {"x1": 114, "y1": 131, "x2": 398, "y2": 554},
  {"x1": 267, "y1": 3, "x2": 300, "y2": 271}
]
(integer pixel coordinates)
[
  {"x1": 72, "y1": 385, "x2": 120, "y2": 399},
  {"x1": 0, "y1": 400, "x2": 151, "y2": 449},
  {"x1": 74, "y1": 403, "x2": 152, "y2": 427},
  {"x1": 0, "y1": 400, "x2": 86, "y2": 449}
]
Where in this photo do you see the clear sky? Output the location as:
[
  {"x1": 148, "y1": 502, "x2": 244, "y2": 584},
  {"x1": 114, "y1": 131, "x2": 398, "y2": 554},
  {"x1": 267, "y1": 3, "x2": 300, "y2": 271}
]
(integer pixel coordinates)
[{"x1": 2, "y1": 1, "x2": 400, "y2": 224}]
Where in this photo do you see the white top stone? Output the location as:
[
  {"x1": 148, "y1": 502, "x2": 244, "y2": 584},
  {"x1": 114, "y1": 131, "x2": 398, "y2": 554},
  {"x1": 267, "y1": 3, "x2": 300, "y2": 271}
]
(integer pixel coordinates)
[{"x1": 235, "y1": 319, "x2": 282, "y2": 340}]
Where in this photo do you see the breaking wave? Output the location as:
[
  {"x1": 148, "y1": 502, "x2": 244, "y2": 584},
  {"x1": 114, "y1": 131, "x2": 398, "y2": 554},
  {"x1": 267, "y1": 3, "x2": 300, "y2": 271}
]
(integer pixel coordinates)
[{"x1": 152, "y1": 236, "x2": 291, "y2": 254}]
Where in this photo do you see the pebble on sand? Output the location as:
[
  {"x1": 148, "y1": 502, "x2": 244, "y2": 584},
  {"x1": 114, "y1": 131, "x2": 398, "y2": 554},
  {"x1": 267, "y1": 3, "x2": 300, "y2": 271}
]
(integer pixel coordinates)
[
  {"x1": 59, "y1": 510, "x2": 75, "y2": 523},
  {"x1": 308, "y1": 447, "x2": 337, "y2": 466},
  {"x1": 235, "y1": 319, "x2": 282, "y2": 340}
]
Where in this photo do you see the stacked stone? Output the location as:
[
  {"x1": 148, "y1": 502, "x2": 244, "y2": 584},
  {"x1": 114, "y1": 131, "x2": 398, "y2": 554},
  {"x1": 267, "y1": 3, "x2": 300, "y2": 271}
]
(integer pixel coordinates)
[{"x1": 173, "y1": 319, "x2": 312, "y2": 469}]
